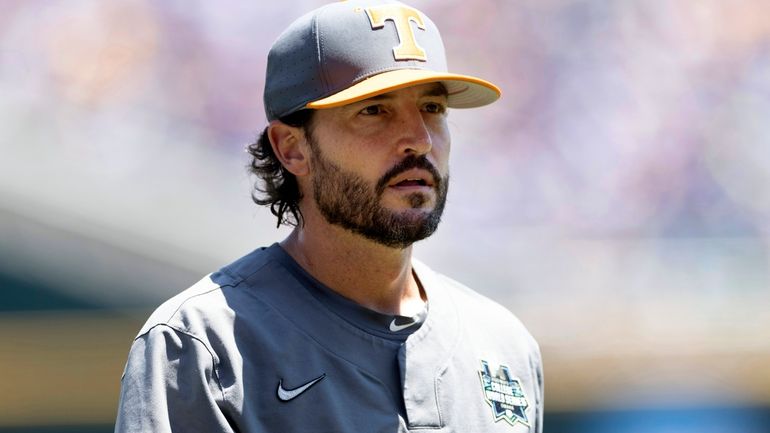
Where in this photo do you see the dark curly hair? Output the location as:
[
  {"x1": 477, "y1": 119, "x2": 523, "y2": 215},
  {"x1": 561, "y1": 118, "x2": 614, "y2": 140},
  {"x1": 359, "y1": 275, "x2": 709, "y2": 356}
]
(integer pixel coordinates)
[{"x1": 247, "y1": 109, "x2": 315, "y2": 227}]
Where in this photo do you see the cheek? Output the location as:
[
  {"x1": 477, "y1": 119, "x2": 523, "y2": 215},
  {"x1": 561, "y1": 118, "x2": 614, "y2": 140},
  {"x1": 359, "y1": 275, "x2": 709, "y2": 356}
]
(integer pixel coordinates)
[
  {"x1": 318, "y1": 145, "x2": 386, "y2": 185},
  {"x1": 431, "y1": 127, "x2": 451, "y2": 171}
]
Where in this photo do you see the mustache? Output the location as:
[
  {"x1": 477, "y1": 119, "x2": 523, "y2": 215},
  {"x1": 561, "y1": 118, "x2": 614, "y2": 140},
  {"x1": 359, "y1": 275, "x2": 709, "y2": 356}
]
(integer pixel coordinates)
[{"x1": 376, "y1": 155, "x2": 443, "y2": 193}]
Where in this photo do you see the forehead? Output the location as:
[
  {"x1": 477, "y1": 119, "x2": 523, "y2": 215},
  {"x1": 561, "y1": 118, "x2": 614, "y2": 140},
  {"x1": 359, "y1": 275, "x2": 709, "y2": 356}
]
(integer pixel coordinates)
[
  {"x1": 307, "y1": 82, "x2": 448, "y2": 129},
  {"x1": 306, "y1": 81, "x2": 448, "y2": 136},
  {"x1": 350, "y1": 82, "x2": 448, "y2": 104}
]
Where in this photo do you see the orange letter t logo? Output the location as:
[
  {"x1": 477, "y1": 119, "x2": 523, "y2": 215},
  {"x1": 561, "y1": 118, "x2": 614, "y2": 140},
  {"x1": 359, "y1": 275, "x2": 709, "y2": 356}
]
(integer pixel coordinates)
[{"x1": 366, "y1": 5, "x2": 428, "y2": 61}]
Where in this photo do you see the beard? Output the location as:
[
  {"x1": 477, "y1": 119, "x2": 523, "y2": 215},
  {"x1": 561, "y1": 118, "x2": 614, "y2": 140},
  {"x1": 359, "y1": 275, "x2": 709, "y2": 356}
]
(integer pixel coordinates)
[{"x1": 309, "y1": 141, "x2": 449, "y2": 250}]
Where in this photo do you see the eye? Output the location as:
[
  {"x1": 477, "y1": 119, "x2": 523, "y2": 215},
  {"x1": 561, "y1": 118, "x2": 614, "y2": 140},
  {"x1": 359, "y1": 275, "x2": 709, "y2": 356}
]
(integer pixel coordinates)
[
  {"x1": 423, "y1": 102, "x2": 447, "y2": 114},
  {"x1": 359, "y1": 105, "x2": 384, "y2": 116}
]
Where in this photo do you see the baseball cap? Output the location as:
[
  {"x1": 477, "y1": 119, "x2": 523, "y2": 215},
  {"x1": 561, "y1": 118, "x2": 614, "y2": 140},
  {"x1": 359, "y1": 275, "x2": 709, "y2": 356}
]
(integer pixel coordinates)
[{"x1": 264, "y1": 0, "x2": 501, "y2": 121}]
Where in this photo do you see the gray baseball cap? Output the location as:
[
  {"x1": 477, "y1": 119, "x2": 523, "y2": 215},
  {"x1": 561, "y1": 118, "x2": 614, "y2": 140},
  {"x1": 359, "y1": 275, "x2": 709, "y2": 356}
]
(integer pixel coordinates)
[{"x1": 264, "y1": 0, "x2": 501, "y2": 121}]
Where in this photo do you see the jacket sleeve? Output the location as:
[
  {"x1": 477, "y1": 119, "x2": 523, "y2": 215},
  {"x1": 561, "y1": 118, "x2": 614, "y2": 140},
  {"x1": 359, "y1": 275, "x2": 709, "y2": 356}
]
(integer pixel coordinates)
[{"x1": 115, "y1": 324, "x2": 234, "y2": 433}]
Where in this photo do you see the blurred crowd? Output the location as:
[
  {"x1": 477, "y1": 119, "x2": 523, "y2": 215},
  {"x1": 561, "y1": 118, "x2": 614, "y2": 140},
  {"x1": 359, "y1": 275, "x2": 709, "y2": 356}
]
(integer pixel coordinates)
[{"x1": 2, "y1": 0, "x2": 769, "y2": 239}]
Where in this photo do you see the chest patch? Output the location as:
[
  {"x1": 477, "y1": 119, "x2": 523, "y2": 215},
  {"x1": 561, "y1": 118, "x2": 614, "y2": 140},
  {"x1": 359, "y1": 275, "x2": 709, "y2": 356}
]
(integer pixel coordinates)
[{"x1": 478, "y1": 360, "x2": 530, "y2": 427}]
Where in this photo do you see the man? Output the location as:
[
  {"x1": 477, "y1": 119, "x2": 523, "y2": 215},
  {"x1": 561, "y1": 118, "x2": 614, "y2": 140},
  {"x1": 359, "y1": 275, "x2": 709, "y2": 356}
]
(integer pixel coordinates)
[{"x1": 115, "y1": 0, "x2": 543, "y2": 432}]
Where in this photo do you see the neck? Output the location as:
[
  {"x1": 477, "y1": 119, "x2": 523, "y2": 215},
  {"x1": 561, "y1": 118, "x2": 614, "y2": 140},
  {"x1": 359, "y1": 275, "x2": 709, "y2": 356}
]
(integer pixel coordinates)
[{"x1": 280, "y1": 210, "x2": 425, "y2": 316}]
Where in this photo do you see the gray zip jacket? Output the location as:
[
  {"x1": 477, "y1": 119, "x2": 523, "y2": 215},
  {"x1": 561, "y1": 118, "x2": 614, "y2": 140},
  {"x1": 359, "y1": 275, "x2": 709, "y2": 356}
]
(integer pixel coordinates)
[{"x1": 115, "y1": 245, "x2": 544, "y2": 432}]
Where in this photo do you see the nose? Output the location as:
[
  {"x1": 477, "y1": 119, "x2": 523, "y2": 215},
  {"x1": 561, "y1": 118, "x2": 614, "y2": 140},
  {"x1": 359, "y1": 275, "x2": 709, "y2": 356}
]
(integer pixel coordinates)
[{"x1": 396, "y1": 108, "x2": 433, "y2": 156}]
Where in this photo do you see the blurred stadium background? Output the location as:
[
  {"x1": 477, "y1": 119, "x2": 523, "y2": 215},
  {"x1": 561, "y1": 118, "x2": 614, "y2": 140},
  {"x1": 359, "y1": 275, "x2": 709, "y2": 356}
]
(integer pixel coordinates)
[{"x1": 2, "y1": 0, "x2": 770, "y2": 432}]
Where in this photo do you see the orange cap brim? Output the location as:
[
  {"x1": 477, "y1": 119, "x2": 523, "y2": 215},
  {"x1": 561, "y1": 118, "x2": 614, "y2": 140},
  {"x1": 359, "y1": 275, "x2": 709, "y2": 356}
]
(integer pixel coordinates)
[{"x1": 305, "y1": 69, "x2": 501, "y2": 110}]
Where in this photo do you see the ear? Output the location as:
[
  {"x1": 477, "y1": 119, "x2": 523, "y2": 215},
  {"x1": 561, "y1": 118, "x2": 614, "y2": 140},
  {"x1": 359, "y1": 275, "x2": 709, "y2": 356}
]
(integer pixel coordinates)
[{"x1": 268, "y1": 121, "x2": 310, "y2": 177}]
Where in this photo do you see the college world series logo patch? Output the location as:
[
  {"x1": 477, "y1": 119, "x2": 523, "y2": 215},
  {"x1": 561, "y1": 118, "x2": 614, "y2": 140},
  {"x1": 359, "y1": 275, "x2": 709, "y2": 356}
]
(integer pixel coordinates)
[{"x1": 478, "y1": 360, "x2": 530, "y2": 427}]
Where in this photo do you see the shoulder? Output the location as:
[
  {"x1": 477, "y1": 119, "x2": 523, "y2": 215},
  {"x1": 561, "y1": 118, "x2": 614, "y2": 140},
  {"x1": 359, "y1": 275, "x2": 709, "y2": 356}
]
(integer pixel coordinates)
[
  {"x1": 135, "y1": 245, "x2": 279, "y2": 341},
  {"x1": 137, "y1": 275, "x2": 227, "y2": 337}
]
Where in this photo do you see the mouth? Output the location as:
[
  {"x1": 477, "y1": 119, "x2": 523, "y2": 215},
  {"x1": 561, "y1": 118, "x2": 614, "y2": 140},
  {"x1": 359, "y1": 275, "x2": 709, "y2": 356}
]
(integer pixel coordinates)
[
  {"x1": 393, "y1": 178, "x2": 429, "y2": 187},
  {"x1": 387, "y1": 169, "x2": 435, "y2": 190}
]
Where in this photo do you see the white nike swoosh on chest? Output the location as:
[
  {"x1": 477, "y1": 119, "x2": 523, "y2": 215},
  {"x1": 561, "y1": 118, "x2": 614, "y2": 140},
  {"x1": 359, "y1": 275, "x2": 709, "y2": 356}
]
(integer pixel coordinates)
[
  {"x1": 276, "y1": 373, "x2": 326, "y2": 401},
  {"x1": 389, "y1": 318, "x2": 417, "y2": 332}
]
